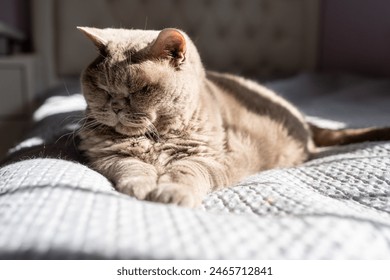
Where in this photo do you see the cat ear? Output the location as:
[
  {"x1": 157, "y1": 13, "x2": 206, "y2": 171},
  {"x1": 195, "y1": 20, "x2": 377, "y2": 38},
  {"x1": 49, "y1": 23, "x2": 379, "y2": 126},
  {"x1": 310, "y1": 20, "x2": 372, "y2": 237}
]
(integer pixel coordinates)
[
  {"x1": 77, "y1": 26, "x2": 108, "y2": 50},
  {"x1": 151, "y1": 28, "x2": 186, "y2": 67}
]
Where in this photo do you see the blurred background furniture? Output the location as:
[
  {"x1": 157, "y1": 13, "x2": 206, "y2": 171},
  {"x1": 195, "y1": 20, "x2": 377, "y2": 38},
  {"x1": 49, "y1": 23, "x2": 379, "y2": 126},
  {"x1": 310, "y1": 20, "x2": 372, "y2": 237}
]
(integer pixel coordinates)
[{"x1": 0, "y1": 54, "x2": 42, "y2": 156}]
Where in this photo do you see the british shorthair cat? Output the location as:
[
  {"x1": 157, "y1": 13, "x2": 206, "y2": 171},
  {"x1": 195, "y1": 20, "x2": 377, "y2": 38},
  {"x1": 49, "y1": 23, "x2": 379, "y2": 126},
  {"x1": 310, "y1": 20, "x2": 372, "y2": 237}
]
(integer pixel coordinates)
[{"x1": 77, "y1": 27, "x2": 390, "y2": 207}]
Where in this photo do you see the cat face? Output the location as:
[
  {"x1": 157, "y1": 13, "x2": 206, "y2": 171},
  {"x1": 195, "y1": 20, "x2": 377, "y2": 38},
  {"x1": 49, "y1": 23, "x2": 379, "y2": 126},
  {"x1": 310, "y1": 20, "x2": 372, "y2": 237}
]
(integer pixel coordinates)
[{"x1": 79, "y1": 27, "x2": 205, "y2": 137}]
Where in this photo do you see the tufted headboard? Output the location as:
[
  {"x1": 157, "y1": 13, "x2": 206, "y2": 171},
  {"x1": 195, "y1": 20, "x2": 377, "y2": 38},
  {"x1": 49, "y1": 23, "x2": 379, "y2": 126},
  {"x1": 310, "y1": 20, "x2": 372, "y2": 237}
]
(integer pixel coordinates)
[{"x1": 33, "y1": 0, "x2": 320, "y2": 85}]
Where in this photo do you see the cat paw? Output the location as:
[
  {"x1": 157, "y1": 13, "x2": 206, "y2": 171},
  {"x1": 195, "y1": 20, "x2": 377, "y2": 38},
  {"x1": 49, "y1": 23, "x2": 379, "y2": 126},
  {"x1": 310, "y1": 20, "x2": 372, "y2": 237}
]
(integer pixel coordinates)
[
  {"x1": 146, "y1": 183, "x2": 201, "y2": 208},
  {"x1": 116, "y1": 177, "x2": 157, "y2": 200}
]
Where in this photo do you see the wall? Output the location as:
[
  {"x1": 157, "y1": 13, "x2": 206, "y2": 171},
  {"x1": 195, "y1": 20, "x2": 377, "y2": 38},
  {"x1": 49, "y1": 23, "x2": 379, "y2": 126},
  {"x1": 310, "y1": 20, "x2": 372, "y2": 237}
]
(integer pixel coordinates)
[{"x1": 320, "y1": 0, "x2": 390, "y2": 77}]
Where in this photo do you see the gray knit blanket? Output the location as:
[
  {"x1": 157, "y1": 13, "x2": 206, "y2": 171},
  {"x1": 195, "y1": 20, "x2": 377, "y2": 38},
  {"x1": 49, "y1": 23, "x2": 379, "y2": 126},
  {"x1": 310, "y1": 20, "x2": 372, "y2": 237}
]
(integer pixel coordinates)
[{"x1": 1, "y1": 73, "x2": 390, "y2": 259}]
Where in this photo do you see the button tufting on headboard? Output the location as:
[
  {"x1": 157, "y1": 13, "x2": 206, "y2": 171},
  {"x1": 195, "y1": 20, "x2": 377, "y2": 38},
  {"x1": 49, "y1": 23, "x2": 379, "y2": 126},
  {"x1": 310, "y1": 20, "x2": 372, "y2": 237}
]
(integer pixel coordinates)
[{"x1": 52, "y1": 0, "x2": 319, "y2": 79}]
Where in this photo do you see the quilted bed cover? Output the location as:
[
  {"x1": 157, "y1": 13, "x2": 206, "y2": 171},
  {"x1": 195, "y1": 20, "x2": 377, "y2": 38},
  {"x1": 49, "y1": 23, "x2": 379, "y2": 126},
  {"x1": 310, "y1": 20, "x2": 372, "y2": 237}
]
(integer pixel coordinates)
[{"x1": 1, "y1": 73, "x2": 390, "y2": 259}]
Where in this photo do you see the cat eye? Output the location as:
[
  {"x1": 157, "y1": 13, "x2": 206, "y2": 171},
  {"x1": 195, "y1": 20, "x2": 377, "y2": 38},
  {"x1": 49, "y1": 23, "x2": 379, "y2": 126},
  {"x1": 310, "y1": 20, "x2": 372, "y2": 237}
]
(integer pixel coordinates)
[
  {"x1": 102, "y1": 90, "x2": 113, "y2": 100},
  {"x1": 131, "y1": 86, "x2": 150, "y2": 96},
  {"x1": 103, "y1": 89, "x2": 115, "y2": 99},
  {"x1": 96, "y1": 85, "x2": 112, "y2": 96},
  {"x1": 140, "y1": 86, "x2": 149, "y2": 94}
]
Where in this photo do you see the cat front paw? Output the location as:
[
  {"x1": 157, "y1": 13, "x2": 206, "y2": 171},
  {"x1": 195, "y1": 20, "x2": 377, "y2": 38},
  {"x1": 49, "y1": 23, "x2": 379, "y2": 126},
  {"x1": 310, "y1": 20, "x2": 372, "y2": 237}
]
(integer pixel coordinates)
[
  {"x1": 116, "y1": 177, "x2": 157, "y2": 200},
  {"x1": 146, "y1": 183, "x2": 201, "y2": 208}
]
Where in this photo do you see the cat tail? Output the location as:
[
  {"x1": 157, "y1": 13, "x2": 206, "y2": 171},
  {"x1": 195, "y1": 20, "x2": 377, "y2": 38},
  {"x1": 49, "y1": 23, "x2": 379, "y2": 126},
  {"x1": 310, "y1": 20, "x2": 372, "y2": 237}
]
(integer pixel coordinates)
[{"x1": 309, "y1": 123, "x2": 390, "y2": 147}]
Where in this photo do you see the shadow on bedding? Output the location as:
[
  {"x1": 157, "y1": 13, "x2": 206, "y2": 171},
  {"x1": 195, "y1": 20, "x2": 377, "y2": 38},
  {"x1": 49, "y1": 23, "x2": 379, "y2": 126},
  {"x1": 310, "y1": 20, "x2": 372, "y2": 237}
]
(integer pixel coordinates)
[{"x1": 0, "y1": 110, "x2": 87, "y2": 166}]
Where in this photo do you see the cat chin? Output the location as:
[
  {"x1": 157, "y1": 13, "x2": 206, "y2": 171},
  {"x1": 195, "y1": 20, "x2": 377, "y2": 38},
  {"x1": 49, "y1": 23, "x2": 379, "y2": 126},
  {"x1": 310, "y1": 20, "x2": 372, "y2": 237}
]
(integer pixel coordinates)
[{"x1": 114, "y1": 124, "x2": 147, "y2": 137}]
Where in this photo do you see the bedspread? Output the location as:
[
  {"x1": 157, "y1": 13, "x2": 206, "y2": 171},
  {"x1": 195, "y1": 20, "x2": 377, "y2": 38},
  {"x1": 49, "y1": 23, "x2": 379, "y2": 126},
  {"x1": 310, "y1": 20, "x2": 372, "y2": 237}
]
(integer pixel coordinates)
[{"x1": 1, "y1": 73, "x2": 390, "y2": 259}]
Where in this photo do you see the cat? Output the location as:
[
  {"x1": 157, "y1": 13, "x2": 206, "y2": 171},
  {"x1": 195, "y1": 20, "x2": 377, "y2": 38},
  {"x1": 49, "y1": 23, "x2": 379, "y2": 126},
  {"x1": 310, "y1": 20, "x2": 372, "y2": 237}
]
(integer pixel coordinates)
[{"x1": 77, "y1": 27, "x2": 390, "y2": 207}]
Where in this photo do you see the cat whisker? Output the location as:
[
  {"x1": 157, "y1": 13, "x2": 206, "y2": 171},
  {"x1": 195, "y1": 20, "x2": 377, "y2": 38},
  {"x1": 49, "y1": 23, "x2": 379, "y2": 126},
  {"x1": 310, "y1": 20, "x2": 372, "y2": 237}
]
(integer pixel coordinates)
[
  {"x1": 144, "y1": 16, "x2": 148, "y2": 30},
  {"x1": 78, "y1": 122, "x2": 106, "y2": 137},
  {"x1": 55, "y1": 117, "x2": 86, "y2": 143},
  {"x1": 132, "y1": 112, "x2": 148, "y2": 117},
  {"x1": 118, "y1": 113, "x2": 160, "y2": 140},
  {"x1": 59, "y1": 114, "x2": 82, "y2": 124},
  {"x1": 55, "y1": 116, "x2": 100, "y2": 145},
  {"x1": 141, "y1": 117, "x2": 160, "y2": 142},
  {"x1": 116, "y1": 114, "x2": 160, "y2": 141},
  {"x1": 119, "y1": 119, "x2": 145, "y2": 127}
]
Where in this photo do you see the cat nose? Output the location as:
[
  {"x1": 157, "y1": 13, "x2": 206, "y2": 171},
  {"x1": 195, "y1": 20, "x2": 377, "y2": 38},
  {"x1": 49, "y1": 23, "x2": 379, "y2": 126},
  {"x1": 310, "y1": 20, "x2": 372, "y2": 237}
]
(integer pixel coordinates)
[
  {"x1": 111, "y1": 101, "x2": 123, "y2": 114},
  {"x1": 112, "y1": 107, "x2": 121, "y2": 114}
]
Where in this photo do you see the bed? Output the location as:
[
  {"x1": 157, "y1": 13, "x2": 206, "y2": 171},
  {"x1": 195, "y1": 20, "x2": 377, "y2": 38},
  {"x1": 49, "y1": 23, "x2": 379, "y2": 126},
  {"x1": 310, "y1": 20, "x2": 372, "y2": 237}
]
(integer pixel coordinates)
[{"x1": 1, "y1": 0, "x2": 390, "y2": 259}]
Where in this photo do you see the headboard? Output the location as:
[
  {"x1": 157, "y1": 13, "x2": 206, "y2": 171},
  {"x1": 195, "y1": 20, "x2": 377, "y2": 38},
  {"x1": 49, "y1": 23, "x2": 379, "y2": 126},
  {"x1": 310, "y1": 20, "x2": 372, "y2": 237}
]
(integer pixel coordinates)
[{"x1": 33, "y1": 0, "x2": 320, "y2": 87}]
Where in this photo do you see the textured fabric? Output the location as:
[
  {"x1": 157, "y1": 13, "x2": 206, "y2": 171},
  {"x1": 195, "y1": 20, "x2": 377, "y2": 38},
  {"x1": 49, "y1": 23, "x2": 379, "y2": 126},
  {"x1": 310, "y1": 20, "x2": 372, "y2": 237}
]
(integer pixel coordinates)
[{"x1": 1, "y1": 73, "x2": 390, "y2": 259}]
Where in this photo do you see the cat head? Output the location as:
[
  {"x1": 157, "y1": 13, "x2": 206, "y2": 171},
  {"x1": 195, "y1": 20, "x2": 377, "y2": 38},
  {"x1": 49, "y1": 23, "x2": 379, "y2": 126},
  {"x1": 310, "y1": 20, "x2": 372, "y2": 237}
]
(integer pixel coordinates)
[{"x1": 78, "y1": 27, "x2": 205, "y2": 137}]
